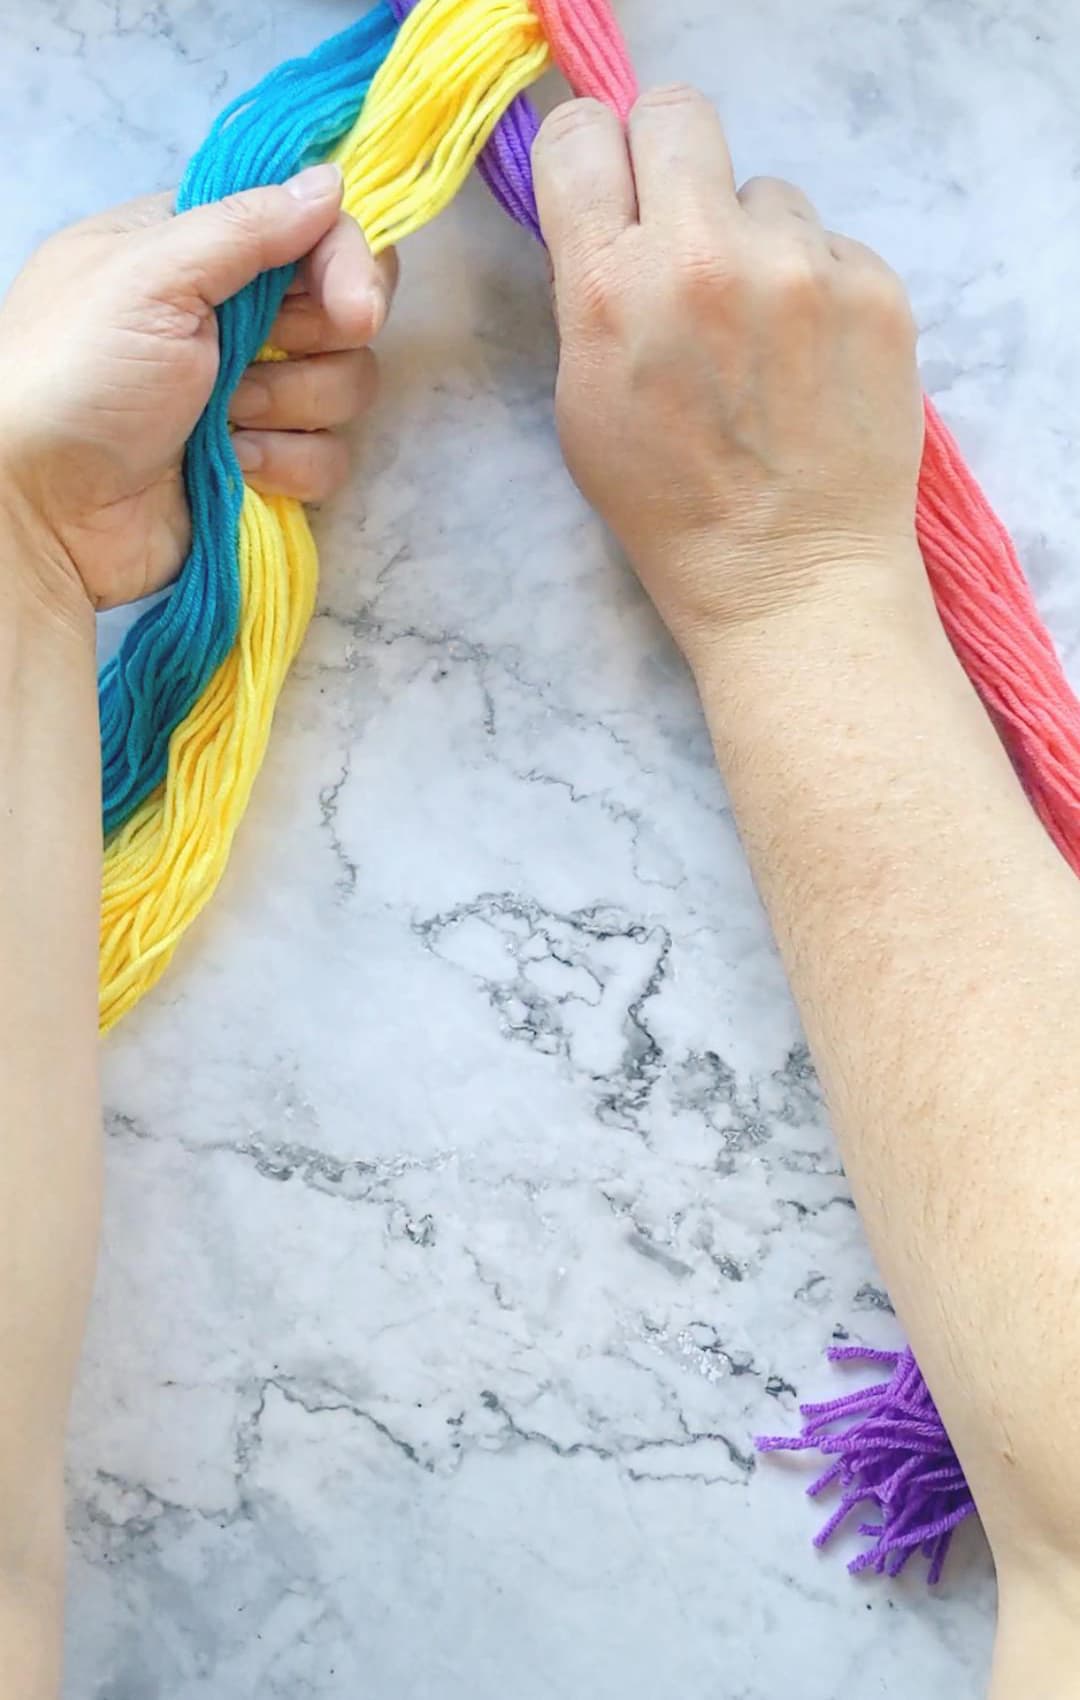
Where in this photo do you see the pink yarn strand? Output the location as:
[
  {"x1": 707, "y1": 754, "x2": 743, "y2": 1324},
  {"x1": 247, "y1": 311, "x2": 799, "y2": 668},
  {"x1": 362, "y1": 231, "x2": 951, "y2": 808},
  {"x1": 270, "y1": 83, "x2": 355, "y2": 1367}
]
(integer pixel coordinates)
[
  {"x1": 530, "y1": 0, "x2": 639, "y2": 118},
  {"x1": 918, "y1": 398, "x2": 1080, "y2": 869}
]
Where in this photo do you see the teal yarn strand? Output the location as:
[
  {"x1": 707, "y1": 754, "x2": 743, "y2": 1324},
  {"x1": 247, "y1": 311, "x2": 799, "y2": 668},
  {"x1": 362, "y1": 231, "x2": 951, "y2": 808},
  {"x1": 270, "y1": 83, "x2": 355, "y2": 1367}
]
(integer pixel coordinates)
[{"x1": 99, "y1": 5, "x2": 398, "y2": 837}]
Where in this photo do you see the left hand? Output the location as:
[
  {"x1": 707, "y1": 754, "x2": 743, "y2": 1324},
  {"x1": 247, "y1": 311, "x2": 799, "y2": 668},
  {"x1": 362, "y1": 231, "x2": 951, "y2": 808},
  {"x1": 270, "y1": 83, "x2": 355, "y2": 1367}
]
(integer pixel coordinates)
[{"x1": 0, "y1": 162, "x2": 397, "y2": 617}]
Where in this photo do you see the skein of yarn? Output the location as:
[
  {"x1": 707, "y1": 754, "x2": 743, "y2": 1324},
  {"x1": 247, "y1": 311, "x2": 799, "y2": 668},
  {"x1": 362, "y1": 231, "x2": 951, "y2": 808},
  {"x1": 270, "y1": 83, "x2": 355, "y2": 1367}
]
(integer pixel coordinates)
[{"x1": 97, "y1": 0, "x2": 1078, "y2": 1585}]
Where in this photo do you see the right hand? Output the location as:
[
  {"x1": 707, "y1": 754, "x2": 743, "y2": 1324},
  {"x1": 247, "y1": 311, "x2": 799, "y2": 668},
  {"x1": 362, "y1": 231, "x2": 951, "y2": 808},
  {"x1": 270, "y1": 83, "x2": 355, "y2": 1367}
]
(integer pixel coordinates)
[{"x1": 532, "y1": 86, "x2": 925, "y2": 670}]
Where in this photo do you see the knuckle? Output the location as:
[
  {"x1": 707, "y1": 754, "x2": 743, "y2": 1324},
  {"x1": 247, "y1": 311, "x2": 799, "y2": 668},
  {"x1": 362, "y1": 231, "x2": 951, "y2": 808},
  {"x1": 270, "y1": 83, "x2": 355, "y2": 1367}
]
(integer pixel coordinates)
[
  {"x1": 325, "y1": 352, "x2": 374, "y2": 424},
  {"x1": 216, "y1": 191, "x2": 264, "y2": 245},
  {"x1": 127, "y1": 290, "x2": 204, "y2": 342},
  {"x1": 538, "y1": 98, "x2": 613, "y2": 150},
  {"x1": 634, "y1": 81, "x2": 707, "y2": 118},
  {"x1": 739, "y1": 173, "x2": 780, "y2": 201},
  {"x1": 270, "y1": 295, "x2": 319, "y2": 355},
  {"x1": 768, "y1": 245, "x2": 830, "y2": 306},
  {"x1": 851, "y1": 259, "x2": 915, "y2": 335},
  {"x1": 306, "y1": 434, "x2": 350, "y2": 501},
  {"x1": 574, "y1": 256, "x2": 624, "y2": 332},
  {"x1": 265, "y1": 351, "x2": 376, "y2": 431},
  {"x1": 672, "y1": 240, "x2": 734, "y2": 308}
]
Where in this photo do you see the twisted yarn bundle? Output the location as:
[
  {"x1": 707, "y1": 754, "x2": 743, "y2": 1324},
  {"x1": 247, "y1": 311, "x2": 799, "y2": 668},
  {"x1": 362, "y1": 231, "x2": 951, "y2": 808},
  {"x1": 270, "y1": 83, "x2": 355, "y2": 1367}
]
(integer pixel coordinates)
[
  {"x1": 99, "y1": 0, "x2": 1080, "y2": 1581},
  {"x1": 99, "y1": 0, "x2": 635, "y2": 1033}
]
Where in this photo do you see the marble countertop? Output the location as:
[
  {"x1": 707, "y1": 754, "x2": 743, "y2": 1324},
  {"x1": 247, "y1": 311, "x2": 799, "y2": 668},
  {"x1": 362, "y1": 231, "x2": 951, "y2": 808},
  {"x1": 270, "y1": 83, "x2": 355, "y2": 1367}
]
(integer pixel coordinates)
[{"x1": 6, "y1": 1, "x2": 1079, "y2": 1694}]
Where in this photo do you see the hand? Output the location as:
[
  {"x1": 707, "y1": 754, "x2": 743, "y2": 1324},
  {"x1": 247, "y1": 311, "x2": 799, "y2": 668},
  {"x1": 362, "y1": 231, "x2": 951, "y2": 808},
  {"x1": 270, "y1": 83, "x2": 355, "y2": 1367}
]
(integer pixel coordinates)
[
  {"x1": 533, "y1": 87, "x2": 925, "y2": 670},
  {"x1": 0, "y1": 163, "x2": 397, "y2": 617}
]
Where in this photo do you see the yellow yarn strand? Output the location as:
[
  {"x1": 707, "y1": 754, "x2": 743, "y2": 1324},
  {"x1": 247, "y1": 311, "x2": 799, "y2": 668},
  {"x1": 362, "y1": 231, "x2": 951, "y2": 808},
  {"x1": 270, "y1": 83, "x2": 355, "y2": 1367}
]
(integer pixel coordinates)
[
  {"x1": 98, "y1": 0, "x2": 552, "y2": 1033},
  {"x1": 100, "y1": 491, "x2": 318, "y2": 1032},
  {"x1": 333, "y1": 0, "x2": 550, "y2": 253}
]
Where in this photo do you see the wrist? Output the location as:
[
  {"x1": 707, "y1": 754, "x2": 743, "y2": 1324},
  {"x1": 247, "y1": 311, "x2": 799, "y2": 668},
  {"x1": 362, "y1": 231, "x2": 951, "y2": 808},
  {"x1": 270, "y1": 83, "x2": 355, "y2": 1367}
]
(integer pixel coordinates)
[
  {"x1": 0, "y1": 480, "x2": 94, "y2": 649},
  {"x1": 683, "y1": 540, "x2": 938, "y2": 725}
]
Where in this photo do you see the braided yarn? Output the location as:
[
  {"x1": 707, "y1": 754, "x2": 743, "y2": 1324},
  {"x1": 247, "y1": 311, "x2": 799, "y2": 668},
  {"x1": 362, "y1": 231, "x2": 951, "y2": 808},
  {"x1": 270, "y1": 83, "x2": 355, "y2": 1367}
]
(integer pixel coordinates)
[{"x1": 100, "y1": 0, "x2": 643, "y2": 1031}]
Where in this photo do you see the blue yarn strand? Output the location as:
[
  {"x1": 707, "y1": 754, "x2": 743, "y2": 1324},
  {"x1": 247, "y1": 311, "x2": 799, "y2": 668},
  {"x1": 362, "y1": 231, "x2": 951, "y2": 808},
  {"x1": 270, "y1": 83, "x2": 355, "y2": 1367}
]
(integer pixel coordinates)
[{"x1": 99, "y1": 5, "x2": 398, "y2": 837}]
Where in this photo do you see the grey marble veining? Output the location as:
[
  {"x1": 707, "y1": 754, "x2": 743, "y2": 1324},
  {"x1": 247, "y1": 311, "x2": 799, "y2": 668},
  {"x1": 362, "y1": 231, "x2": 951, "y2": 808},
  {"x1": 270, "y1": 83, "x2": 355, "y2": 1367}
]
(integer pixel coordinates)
[{"x1": 6, "y1": 0, "x2": 1079, "y2": 1693}]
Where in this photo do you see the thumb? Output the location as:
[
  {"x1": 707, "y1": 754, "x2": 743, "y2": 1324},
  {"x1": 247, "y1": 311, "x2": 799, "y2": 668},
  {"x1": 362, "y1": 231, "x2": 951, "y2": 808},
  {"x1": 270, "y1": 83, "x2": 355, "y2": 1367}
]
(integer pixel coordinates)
[{"x1": 147, "y1": 163, "x2": 346, "y2": 309}]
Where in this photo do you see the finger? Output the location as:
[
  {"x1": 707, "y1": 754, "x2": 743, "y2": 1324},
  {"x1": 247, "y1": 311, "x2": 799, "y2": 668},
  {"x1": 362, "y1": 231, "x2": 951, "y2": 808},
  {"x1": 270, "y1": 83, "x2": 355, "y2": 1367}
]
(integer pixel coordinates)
[
  {"x1": 229, "y1": 349, "x2": 378, "y2": 432},
  {"x1": 148, "y1": 163, "x2": 345, "y2": 309},
  {"x1": 739, "y1": 175, "x2": 825, "y2": 239},
  {"x1": 232, "y1": 429, "x2": 351, "y2": 503},
  {"x1": 534, "y1": 98, "x2": 637, "y2": 287},
  {"x1": 269, "y1": 263, "x2": 395, "y2": 356},
  {"x1": 627, "y1": 84, "x2": 738, "y2": 229},
  {"x1": 299, "y1": 214, "x2": 399, "y2": 347}
]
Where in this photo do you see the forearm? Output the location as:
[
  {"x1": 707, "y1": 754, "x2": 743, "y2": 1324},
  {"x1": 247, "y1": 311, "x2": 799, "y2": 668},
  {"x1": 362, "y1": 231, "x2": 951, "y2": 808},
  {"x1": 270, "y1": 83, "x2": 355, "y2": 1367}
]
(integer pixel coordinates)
[
  {"x1": 696, "y1": 557, "x2": 1080, "y2": 1641},
  {"x1": 0, "y1": 530, "x2": 102, "y2": 1696}
]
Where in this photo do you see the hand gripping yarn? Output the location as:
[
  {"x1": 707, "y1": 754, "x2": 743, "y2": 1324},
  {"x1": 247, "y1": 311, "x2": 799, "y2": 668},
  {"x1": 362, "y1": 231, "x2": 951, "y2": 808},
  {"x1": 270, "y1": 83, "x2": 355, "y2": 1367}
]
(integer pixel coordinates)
[
  {"x1": 99, "y1": 0, "x2": 560, "y2": 1030},
  {"x1": 99, "y1": 0, "x2": 1080, "y2": 1588}
]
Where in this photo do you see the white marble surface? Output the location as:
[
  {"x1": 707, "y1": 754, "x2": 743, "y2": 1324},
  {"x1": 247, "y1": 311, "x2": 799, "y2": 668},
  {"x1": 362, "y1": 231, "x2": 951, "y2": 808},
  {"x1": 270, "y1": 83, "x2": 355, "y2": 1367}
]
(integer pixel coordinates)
[{"x1": 6, "y1": 0, "x2": 1080, "y2": 1693}]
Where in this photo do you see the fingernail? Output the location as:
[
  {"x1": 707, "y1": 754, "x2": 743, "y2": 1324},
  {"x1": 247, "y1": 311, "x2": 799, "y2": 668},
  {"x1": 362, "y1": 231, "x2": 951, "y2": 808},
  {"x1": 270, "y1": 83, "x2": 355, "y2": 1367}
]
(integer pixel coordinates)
[
  {"x1": 230, "y1": 374, "x2": 271, "y2": 423},
  {"x1": 286, "y1": 162, "x2": 343, "y2": 203},
  {"x1": 233, "y1": 433, "x2": 264, "y2": 472}
]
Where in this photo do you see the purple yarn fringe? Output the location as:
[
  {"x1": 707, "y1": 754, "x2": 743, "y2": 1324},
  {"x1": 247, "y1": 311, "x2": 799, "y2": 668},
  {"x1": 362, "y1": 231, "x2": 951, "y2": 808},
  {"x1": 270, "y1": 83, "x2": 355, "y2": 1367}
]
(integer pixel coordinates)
[
  {"x1": 386, "y1": 0, "x2": 544, "y2": 239},
  {"x1": 757, "y1": 1346, "x2": 976, "y2": 1584}
]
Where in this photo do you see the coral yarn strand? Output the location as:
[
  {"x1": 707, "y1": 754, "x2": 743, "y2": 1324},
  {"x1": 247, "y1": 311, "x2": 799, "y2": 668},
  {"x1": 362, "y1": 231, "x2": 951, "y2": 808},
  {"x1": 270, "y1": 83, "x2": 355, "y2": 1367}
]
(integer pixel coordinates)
[
  {"x1": 918, "y1": 400, "x2": 1080, "y2": 872},
  {"x1": 529, "y1": 0, "x2": 637, "y2": 117}
]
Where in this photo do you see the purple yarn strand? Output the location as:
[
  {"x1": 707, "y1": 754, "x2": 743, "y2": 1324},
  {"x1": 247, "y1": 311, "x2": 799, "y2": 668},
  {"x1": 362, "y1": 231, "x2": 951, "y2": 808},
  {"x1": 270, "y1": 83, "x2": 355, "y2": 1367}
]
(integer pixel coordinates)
[
  {"x1": 386, "y1": 0, "x2": 544, "y2": 239},
  {"x1": 476, "y1": 95, "x2": 543, "y2": 240},
  {"x1": 758, "y1": 1346, "x2": 977, "y2": 1583}
]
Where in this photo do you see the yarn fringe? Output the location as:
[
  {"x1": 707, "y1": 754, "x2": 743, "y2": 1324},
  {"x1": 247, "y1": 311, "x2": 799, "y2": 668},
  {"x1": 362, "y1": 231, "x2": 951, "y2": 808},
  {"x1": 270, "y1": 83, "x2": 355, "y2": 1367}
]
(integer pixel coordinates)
[{"x1": 757, "y1": 1346, "x2": 976, "y2": 1584}]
